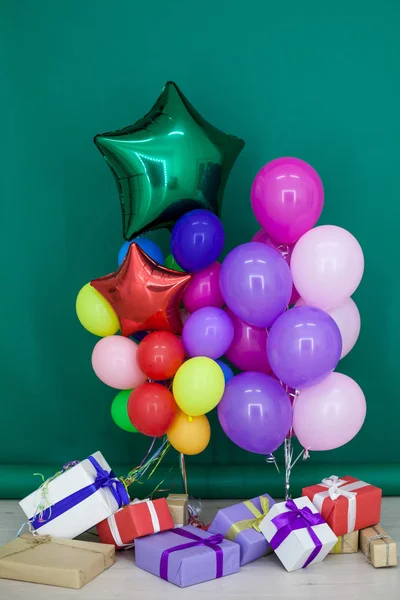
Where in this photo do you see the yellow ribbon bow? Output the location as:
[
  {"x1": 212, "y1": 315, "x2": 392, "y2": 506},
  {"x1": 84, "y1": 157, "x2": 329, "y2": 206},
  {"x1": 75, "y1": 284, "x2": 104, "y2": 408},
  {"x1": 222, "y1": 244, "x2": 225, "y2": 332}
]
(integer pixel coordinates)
[{"x1": 225, "y1": 496, "x2": 270, "y2": 541}]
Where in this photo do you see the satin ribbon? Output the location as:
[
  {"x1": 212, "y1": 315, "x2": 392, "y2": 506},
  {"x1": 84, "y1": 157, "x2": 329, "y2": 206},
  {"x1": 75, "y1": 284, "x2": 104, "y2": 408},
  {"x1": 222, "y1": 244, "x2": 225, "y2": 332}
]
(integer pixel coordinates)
[
  {"x1": 225, "y1": 496, "x2": 270, "y2": 541},
  {"x1": 159, "y1": 528, "x2": 224, "y2": 581},
  {"x1": 30, "y1": 455, "x2": 129, "y2": 530},
  {"x1": 269, "y1": 500, "x2": 326, "y2": 568},
  {"x1": 312, "y1": 475, "x2": 369, "y2": 533}
]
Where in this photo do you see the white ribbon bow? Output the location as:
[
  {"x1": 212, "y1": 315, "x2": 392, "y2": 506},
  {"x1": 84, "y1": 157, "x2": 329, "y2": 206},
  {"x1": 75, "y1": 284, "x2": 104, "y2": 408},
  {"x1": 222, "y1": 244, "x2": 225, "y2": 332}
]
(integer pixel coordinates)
[{"x1": 320, "y1": 476, "x2": 357, "y2": 502}]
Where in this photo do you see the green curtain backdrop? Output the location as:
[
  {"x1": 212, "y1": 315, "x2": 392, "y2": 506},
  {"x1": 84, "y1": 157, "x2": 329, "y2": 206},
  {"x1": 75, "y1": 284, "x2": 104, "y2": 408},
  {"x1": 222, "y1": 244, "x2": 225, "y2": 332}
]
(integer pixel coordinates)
[{"x1": 1, "y1": 1, "x2": 399, "y2": 499}]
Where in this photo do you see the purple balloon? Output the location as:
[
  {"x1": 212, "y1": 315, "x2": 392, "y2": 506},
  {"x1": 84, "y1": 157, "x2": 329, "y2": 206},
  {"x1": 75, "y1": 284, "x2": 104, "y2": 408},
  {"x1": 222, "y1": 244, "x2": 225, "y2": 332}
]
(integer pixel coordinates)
[
  {"x1": 182, "y1": 307, "x2": 234, "y2": 359},
  {"x1": 219, "y1": 242, "x2": 292, "y2": 328},
  {"x1": 268, "y1": 306, "x2": 342, "y2": 389},
  {"x1": 218, "y1": 372, "x2": 293, "y2": 454},
  {"x1": 171, "y1": 209, "x2": 224, "y2": 272},
  {"x1": 225, "y1": 308, "x2": 271, "y2": 373}
]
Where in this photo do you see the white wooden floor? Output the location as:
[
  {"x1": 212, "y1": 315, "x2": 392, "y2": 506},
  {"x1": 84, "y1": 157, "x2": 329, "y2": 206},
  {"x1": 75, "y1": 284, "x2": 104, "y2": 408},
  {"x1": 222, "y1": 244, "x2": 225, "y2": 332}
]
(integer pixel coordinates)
[{"x1": 0, "y1": 499, "x2": 399, "y2": 599}]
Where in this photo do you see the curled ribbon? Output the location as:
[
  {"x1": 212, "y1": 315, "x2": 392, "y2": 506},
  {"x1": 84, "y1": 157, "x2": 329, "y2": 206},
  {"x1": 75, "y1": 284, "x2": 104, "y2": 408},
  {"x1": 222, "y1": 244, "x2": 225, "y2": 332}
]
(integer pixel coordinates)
[
  {"x1": 270, "y1": 500, "x2": 325, "y2": 568},
  {"x1": 225, "y1": 496, "x2": 270, "y2": 541}
]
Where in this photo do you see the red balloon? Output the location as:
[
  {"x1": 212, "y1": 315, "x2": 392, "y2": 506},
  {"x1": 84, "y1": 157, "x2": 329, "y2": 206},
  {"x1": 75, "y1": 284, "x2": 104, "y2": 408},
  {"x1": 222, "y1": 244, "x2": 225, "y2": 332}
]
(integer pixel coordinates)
[
  {"x1": 137, "y1": 331, "x2": 185, "y2": 380},
  {"x1": 91, "y1": 243, "x2": 191, "y2": 337},
  {"x1": 128, "y1": 383, "x2": 178, "y2": 437}
]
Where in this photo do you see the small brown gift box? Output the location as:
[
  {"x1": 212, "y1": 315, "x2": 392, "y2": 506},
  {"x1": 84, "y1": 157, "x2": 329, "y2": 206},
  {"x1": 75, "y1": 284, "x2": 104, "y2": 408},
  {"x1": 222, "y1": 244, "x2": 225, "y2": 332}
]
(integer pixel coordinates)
[
  {"x1": 0, "y1": 534, "x2": 115, "y2": 589},
  {"x1": 329, "y1": 530, "x2": 359, "y2": 554},
  {"x1": 166, "y1": 493, "x2": 189, "y2": 526},
  {"x1": 359, "y1": 525, "x2": 397, "y2": 568}
]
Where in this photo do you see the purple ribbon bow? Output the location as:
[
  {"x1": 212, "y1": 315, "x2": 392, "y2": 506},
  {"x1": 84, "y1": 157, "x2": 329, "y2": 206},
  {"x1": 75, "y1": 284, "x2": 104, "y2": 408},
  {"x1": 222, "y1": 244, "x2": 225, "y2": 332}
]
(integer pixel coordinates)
[
  {"x1": 160, "y1": 528, "x2": 224, "y2": 581},
  {"x1": 30, "y1": 455, "x2": 129, "y2": 530},
  {"x1": 270, "y1": 499, "x2": 325, "y2": 568}
]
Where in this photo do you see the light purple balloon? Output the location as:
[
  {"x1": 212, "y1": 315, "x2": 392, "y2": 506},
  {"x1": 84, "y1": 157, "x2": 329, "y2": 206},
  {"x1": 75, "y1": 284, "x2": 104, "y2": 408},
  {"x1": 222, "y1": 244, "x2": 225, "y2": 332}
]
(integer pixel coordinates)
[
  {"x1": 220, "y1": 242, "x2": 292, "y2": 328},
  {"x1": 182, "y1": 307, "x2": 234, "y2": 359},
  {"x1": 218, "y1": 372, "x2": 293, "y2": 455},
  {"x1": 268, "y1": 306, "x2": 342, "y2": 389},
  {"x1": 225, "y1": 308, "x2": 271, "y2": 373}
]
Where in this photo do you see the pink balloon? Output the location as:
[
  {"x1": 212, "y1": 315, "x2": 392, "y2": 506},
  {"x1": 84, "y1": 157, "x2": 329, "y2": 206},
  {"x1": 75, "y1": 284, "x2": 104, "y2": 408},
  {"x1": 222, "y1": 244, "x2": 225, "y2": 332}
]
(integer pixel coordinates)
[
  {"x1": 182, "y1": 262, "x2": 224, "y2": 313},
  {"x1": 225, "y1": 308, "x2": 271, "y2": 374},
  {"x1": 296, "y1": 297, "x2": 361, "y2": 359},
  {"x1": 291, "y1": 225, "x2": 364, "y2": 310},
  {"x1": 251, "y1": 157, "x2": 324, "y2": 244},
  {"x1": 293, "y1": 372, "x2": 366, "y2": 451},
  {"x1": 92, "y1": 336, "x2": 147, "y2": 389},
  {"x1": 251, "y1": 229, "x2": 299, "y2": 304}
]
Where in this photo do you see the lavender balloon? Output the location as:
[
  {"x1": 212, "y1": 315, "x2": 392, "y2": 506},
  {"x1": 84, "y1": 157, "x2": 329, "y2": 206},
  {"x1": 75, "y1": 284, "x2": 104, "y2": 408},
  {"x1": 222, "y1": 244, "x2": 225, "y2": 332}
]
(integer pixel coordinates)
[
  {"x1": 218, "y1": 372, "x2": 293, "y2": 455},
  {"x1": 268, "y1": 306, "x2": 342, "y2": 389},
  {"x1": 182, "y1": 307, "x2": 234, "y2": 359},
  {"x1": 220, "y1": 242, "x2": 292, "y2": 328}
]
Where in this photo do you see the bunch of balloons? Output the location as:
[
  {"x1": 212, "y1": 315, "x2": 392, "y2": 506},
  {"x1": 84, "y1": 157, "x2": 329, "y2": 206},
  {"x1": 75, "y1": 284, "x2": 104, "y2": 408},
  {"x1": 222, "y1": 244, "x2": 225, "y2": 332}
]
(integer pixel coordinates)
[{"x1": 76, "y1": 150, "x2": 366, "y2": 463}]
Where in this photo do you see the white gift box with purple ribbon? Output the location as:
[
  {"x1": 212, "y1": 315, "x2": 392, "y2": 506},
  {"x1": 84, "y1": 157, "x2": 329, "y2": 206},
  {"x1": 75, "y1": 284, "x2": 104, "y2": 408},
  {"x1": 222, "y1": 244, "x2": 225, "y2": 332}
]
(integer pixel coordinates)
[
  {"x1": 19, "y1": 451, "x2": 129, "y2": 539},
  {"x1": 259, "y1": 497, "x2": 338, "y2": 572}
]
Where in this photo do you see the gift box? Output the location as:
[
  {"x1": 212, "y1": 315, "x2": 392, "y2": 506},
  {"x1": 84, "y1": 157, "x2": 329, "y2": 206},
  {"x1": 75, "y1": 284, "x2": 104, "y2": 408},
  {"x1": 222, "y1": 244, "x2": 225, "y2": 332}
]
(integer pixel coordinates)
[
  {"x1": 329, "y1": 530, "x2": 359, "y2": 554},
  {"x1": 166, "y1": 493, "x2": 189, "y2": 526},
  {"x1": 302, "y1": 475, "x2": 382, "y2": 537},
  {"x1": 359, "y1": 525, "x2": 397, "y2": 567},
  {"x1": 19, "y1": 451, "x2": 129, "y2": 539},
  {"x1": 135, "y1": 524, "x2": 240, "y2": 587},
  {"x1": 0, "y1": 534, "x2": 115, "y2": 589},
  {"x1": 97, "y1": 498, "x2": 174, "y2": 548},
  {"x1": 208, "y1": 494, "x2": 274, "y2": 565},
  {"x1": 259, "y1": 497, "x2": 337, "y2": 572}
]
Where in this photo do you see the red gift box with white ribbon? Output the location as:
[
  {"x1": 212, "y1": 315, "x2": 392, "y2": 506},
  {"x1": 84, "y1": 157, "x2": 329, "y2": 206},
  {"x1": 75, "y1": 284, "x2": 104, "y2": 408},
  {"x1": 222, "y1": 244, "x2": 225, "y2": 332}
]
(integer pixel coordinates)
[
  {"x1": 96, "y1": 498, "x2": 174, "y2": 549},
  {"x1": 302, "y1": 475, "x2": 382, "y2": 537}
]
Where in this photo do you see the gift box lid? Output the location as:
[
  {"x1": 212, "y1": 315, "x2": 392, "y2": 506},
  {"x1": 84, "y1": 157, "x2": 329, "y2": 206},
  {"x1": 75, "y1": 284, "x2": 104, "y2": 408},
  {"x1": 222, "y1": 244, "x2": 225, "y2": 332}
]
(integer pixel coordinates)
[
  {"x1": 0, "y1": 534, "x2": 115, "y2": 589},
  {"x1": 135, "y1": 524, "x2": 240, "y2": 587}
]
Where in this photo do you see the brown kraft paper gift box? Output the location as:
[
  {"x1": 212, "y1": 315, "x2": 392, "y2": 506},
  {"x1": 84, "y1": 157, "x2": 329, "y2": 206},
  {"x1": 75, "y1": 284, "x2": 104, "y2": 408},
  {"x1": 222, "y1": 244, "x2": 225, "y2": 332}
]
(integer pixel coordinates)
[
  {"x1": 329, "y1": 530, "x2": 359, "y2": 554},
  {"x1": 0, "y1": 534, "x2": 115, "y2": 589},
  {"x1": 359, "y1": 525, "x2": 397, "y2": 568},
  {"x1": 166, "y1": 493, "x2": 189, "y2": 526}
]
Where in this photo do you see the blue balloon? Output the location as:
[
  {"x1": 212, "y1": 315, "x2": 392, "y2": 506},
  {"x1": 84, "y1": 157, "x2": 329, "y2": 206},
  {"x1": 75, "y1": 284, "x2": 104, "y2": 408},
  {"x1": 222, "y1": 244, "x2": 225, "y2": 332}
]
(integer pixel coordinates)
[
  {"x1": 129, "y1": 331, "x2": 148, "y2": 344},
  {"x1": 170, "y1": 209, "x2": 224, "y2": 272},
  {"x1": 118, "y1": 238, "x2": 165, "y2": 267},
  {"x1": 216, "y1": 360, "x2": 234, "y2": 383}
]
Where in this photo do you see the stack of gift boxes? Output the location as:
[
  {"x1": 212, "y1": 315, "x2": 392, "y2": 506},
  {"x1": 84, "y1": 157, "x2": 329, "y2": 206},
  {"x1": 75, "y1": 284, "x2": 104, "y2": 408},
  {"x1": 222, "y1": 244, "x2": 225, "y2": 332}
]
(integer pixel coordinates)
[{"x1": 0, "y1": 452, "x2": 396, "y2": 589}]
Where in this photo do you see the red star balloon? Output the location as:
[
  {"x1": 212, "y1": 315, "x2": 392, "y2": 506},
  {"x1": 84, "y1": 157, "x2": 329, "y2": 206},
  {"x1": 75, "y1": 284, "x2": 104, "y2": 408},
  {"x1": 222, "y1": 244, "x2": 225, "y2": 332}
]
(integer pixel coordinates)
[{"x1": 91, "y1": 244, "x2": 191, "y2": 337}]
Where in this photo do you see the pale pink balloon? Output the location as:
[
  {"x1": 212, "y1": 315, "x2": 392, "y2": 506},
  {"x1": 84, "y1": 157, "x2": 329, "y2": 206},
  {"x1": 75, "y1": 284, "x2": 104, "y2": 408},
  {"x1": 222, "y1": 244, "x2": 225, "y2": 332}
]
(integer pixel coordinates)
[
  {"x1": 295, "y1": 297, "x2": 361, "y2": 359},
  {"x1": 91, "y1": 336, "x2": 147, "y2": 389},
  {"x1": 293, "y1": 372, "x2": 366, "y2": 451},
  {"x1": 291, "y1": 225, "x2": 364, "y2": 310},
  {"x1": 251, "y1": 229, "x2": 299, "y2": 304},
  {"x1": 182, "y1": 262, "x2": 224, "y2": 313},
  {"x1": 225, "y1": 308, "x2": 271, "y2": 373}
]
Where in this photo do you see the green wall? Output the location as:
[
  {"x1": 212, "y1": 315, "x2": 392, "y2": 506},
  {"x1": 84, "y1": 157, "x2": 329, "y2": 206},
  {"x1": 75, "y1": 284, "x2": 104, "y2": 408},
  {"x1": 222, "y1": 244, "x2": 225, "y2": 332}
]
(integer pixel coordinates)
[{"x1": 1, "y1": 1, "x2": 399, "y2": 498}]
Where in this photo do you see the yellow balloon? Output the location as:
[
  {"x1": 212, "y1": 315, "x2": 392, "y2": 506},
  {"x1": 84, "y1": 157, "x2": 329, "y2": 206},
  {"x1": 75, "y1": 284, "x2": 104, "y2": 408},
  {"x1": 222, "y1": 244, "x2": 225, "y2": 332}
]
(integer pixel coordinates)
[
  {"x1": 172, "y1": 357, "x2": 225, "y2": 416},
  {"x1": 167, "y1": 411, "x2": 210, "y2": 455},
  {"x1": 76, "y1": 283, "x2": 120, "y2": 336}
]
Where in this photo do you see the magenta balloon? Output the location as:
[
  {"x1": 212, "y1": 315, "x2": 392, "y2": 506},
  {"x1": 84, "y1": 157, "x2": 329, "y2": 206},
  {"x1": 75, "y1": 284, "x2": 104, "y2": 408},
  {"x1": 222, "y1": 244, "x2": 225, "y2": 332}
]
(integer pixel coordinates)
[
  {"x1": 182, "y1": 307, "x2": 234, "y2": 359},
  {"x1": 293, "y1": 372, "x2": 366, "y2": 450},
  {"x1": 218, "y1": 372, "x2": 293, "y2": 454},
  {"x1": 268, "y1": 306, "x2": 342, "y2": 389},
  {"x1": 251, "y1": 157, "x2": 324, "y2": 244},
  {"x1": 225, "y1": 308, "x2": 271, "y2": 373},
  {"x1": 220, "y1": 242, "x2": 292, "y2": 328},
  {"x1": 251, "y1": 229, "x2": 299, "y2": 304},
  {"x1": 182, "y1": 262, "x2": 224, "y2": 313}
]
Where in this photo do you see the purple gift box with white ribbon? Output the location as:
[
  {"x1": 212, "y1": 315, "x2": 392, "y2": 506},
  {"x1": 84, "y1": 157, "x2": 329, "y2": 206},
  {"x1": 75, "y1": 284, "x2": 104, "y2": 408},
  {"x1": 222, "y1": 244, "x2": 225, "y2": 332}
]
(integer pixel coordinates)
[
  {"x1": 135, "y1": 524, "x2": 240, "y2": 587},
  {"x1": 259, "y1": 497, "x2": 337, "y2": 572},
  {"x1": 19, "y1": 451, "x2": 129, "y2": 539}
]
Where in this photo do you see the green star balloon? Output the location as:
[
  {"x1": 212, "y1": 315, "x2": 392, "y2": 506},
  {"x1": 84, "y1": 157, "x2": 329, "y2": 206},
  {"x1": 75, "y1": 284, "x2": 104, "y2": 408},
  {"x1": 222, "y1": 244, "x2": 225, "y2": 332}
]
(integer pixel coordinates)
[{"x1": 94, "y1": 81, "x2": 245, "y2": 240}]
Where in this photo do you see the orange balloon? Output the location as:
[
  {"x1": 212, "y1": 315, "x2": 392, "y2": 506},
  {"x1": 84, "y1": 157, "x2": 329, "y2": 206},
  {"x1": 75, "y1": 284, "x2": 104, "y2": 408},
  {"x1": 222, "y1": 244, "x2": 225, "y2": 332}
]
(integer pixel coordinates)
[{"x1": 167, "y1": 411, "x2": 210, "y2": 455}]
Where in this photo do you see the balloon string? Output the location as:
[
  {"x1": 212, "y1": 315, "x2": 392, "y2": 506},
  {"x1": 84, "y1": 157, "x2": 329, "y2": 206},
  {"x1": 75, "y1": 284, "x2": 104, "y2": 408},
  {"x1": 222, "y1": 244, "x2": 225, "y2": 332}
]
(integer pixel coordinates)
[
  {"x1": 179, "y1": 453, "x2": 188, "y2": 495},
  {"x1": 121, "y1": 437, "x2": 170, "y2": 491}
]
